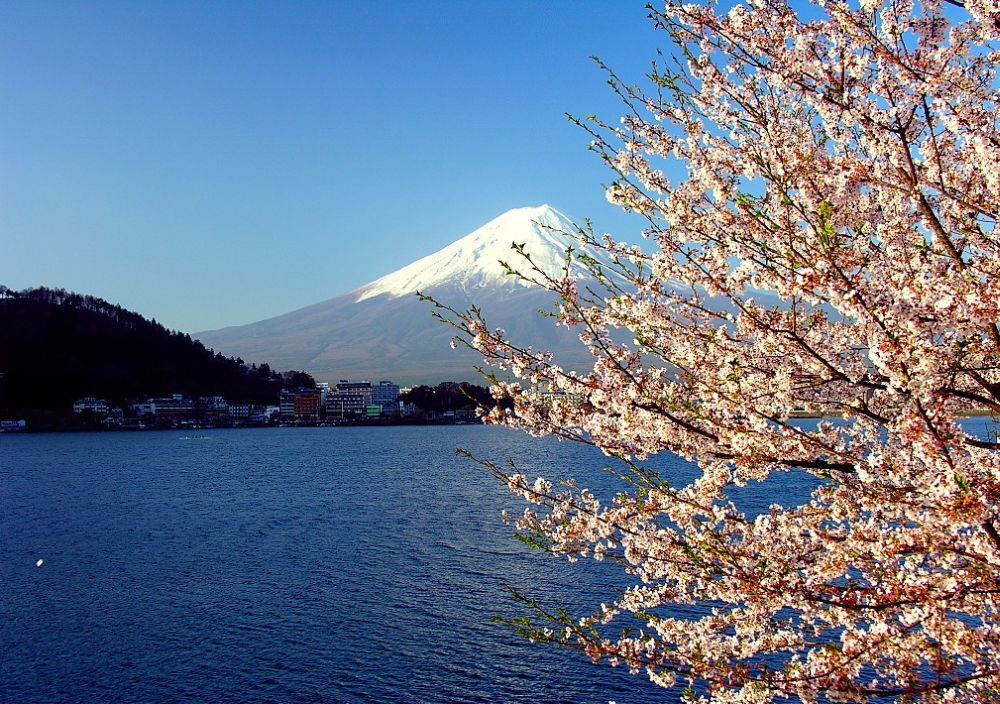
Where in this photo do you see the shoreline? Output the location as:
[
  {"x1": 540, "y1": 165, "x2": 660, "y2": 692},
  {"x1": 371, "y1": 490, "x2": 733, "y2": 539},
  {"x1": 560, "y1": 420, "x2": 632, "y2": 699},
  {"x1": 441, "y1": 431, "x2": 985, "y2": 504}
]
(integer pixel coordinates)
[{"x1": 0, "y1": 416, "x2": 484, "y2": 435}]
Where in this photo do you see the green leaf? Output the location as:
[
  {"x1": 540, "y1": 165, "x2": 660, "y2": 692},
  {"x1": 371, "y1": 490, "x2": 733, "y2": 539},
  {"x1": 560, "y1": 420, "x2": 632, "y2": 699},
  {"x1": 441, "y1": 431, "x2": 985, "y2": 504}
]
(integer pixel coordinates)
[{"x1": 955, "y1": 472, "x2": 970, "y2": 492}]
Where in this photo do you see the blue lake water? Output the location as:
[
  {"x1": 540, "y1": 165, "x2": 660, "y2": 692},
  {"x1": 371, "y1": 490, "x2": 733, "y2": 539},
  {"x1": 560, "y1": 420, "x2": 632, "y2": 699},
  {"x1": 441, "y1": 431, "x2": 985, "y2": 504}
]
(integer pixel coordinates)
[{"x1": 1, "y1": 425, "x2": 818, "y2": 703}]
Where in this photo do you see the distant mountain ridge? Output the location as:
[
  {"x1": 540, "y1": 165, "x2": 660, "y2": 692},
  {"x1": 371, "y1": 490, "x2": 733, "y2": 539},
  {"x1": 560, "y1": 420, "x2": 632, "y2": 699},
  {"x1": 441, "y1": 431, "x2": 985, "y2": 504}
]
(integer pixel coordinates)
[{"x1": 196, "y1": 205, "x2": 611, "y2": 384}]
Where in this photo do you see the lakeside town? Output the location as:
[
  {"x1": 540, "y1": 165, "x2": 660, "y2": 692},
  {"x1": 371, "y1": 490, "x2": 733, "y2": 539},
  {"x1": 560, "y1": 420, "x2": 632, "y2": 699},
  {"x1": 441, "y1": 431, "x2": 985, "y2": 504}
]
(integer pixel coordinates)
[
  {"x1": 0, "y1": 379, "x2": 486, "y2": 433},
  {"x1": 0, "y1": 287, "x2": 502, "y2": 434}
]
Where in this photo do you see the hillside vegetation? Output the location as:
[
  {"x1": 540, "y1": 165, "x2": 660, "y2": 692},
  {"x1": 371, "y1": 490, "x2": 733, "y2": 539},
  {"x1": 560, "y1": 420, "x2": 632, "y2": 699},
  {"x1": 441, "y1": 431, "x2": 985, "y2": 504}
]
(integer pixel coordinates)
[{"x1": 0, "y1": 286, "x2": 290, "y2": 422}]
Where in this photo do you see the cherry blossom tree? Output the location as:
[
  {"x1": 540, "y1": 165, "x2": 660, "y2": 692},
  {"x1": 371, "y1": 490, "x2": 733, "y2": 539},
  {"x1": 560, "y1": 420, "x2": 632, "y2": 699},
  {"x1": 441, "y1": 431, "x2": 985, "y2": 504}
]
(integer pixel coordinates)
[{"x1": 430, "y1": 0, "x2": 1000, "y2": 701}]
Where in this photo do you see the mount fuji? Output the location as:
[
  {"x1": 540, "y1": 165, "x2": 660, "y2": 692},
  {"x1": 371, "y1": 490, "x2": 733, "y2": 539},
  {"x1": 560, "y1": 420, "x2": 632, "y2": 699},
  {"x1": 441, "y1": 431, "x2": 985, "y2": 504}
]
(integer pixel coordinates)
[{"x1": 195, "y1": 205, "x2": 614, "y2": 384}]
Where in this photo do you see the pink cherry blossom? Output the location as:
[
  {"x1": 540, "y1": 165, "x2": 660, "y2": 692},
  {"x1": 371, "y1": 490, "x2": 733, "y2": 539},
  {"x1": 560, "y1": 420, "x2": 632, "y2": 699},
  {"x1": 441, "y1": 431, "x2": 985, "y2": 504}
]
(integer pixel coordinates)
[{"x1": 431, "y1": 1, "x2": 1000, "y2": 702}]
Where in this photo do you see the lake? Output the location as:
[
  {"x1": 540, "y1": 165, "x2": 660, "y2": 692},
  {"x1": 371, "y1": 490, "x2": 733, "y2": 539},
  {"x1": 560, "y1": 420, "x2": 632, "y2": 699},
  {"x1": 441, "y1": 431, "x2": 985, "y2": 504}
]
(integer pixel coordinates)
[
  {"x1": 5, "y1": 420, "x2": 992, "y2": 702},
  {"x1": 3, "y1": 425, "x2": 711, "y2": 703}
]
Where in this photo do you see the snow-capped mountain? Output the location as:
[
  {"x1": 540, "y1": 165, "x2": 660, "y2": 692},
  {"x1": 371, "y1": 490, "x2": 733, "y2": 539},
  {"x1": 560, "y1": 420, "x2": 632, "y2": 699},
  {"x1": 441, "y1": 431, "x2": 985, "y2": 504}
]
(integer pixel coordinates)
[
  {"x1": 354, "y1": 205, "x2": 606, "y2": 302},
  {"x1": 195, "y1": 205, "x2": 613, "y2": 383}
]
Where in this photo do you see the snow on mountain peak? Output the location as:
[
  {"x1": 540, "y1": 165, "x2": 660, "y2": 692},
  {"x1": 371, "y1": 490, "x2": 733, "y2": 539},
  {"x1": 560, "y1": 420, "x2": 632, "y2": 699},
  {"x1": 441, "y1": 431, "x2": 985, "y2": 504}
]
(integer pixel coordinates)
[{"x1": 354, "y1": 204, "x2": 608, "y2": 302}]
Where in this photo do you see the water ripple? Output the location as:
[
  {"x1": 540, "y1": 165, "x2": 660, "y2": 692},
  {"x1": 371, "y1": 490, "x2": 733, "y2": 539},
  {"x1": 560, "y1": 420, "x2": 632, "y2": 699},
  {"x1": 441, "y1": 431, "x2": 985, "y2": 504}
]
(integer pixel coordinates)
[{"x1": 1, "y1": 426, "x2": 784, "y2": 703}]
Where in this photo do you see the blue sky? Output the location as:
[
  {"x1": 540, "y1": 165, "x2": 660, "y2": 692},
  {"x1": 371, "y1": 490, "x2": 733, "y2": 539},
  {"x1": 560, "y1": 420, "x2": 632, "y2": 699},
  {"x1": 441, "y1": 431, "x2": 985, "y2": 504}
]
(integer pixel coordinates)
[{"x1": 1, "y1": 1, "x2": 663, "y2": 332}]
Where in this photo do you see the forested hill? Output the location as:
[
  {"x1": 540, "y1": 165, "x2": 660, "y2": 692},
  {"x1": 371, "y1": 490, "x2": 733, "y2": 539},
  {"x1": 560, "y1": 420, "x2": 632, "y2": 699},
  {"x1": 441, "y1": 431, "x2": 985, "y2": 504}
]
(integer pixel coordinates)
[{"x1": 0, "y1": 286, "x2": 292, "y2": 421}]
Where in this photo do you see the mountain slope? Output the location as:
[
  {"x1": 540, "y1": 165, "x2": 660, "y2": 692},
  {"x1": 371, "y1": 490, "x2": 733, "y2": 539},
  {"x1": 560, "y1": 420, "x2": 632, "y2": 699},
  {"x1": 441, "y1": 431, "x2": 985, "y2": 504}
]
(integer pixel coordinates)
[
  {"x1": 0, "y1": 287, "x2": 287, "y2": 422},
  {"x1": 196, "y1": 205, "x2": 611, "y2": 384}
]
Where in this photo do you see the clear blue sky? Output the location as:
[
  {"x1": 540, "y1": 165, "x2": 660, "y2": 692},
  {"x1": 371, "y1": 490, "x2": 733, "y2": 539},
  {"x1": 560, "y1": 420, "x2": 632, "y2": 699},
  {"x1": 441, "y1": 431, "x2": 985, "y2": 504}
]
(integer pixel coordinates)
[{"x1": 1, "y1": 1, "x2": 663, "y2": 332}]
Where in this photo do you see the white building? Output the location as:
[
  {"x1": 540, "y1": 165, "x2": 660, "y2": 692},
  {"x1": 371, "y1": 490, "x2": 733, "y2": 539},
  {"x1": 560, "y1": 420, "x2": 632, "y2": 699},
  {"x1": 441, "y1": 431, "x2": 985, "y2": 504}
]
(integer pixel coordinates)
[
  {"x1": 73, "y1": 397, "x2": 108, "y2": 415},
  {"x1": 327, "y1": 380, "x2": 373, "y2": 418},
  {"x1": 316, "y1": 382, "x2": 331, "y2": 406},
  {"x1": 279, "y1": 390, "x2": 296, "y2": 419},
  {"x1": 229, "y1": 403, "x2": 251, "y2": 420}
]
